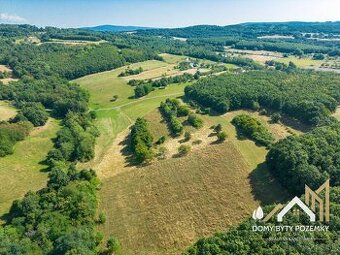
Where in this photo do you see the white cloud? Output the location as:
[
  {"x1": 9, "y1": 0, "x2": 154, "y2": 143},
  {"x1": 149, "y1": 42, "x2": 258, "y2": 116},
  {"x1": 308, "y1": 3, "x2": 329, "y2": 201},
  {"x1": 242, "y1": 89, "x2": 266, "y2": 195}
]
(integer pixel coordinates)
[{"x1": 0, "y1": 13, "x2": 26, "y2": 23}]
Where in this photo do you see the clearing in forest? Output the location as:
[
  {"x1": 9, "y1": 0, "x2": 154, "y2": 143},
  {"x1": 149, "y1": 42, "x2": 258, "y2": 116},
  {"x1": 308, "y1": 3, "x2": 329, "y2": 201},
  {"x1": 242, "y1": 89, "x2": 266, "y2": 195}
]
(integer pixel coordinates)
[
  {"x1": 0, "y1": 119, "x2": 59, "y2": 216},
  {"x1": 0, "y1": 101, "x2": 17, "y2": 121}
]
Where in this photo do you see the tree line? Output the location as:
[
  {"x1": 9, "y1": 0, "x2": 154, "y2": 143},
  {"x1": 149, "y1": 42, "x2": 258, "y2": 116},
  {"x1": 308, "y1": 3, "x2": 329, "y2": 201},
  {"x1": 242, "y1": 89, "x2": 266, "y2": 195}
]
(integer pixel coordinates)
[{"x1": 185, "y1": 71, "x2": 340, "y2": 125}]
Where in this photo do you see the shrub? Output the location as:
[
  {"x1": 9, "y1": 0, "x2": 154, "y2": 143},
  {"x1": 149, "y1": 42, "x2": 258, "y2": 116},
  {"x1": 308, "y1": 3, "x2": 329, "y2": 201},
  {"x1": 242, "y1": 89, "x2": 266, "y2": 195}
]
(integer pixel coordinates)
[
  {"x1": 271, "y1": 112, "x2": 282, "y2": 123},
  {"x1": 110, "y1": 95, "x2": 118, "y2": 102},
  {"x1": 178, "y1": 145, "x2": 191, "y2": 156},
  {"x1": 177, "y1": 105, "x2": 190, "y2": 117},
  {"x1": 187, "y1": 114, "x2": 203, "y2": 129},
  {"x1": 216, "y1": 131, "x2": 227, "y2": 142},
  {"x1": 192, "y1": 139, "x2": 202, "y2": 145},
  {"x1": 159, "y1": 99, "x2": 184, "y2": 136},
  {"x1": 134, "y1": 83, "x2": 154, "y2": 98},
  {"x1": 214, "y1": 124, "x2": 222, "y2": 133},
  {"x1": 184, "y1": 131, "x2": 192, "y2": 141},
  {"x1": 97, "y1": 212, "x2": 106, "y2": 224},
  {"x1": 156, "y1": 135, "x2": 166, "y2": 145}
]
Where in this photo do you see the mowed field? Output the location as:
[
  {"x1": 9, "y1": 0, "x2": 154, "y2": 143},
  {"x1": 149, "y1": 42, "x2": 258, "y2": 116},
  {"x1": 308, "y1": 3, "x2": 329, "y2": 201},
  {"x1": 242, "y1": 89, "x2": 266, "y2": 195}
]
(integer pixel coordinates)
[
  {"x1": 0, "y1": 119, "x2": 60, "y2": 216},
  {"x1": 75, "y1": 55, "x2": 293, "y2": 254},
  {"x1": 97, "y1": 107, "x2": 292, "y2": 255},
  {"x1": 224, "y1": 48, "x2": 340, "y2": 70}
]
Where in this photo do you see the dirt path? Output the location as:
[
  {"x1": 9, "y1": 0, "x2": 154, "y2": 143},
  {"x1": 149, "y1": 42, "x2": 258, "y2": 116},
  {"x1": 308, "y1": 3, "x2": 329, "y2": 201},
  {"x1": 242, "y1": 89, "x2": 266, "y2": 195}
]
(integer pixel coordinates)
[{"x1": 96, "y1": 92, "x2": 183, "y2": 112}]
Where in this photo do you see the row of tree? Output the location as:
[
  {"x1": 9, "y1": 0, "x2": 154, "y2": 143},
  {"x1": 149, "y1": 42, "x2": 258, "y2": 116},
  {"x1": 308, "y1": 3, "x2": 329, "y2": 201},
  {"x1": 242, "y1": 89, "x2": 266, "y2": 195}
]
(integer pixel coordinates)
[
  {"x1": 159, "y1": 99, "x2": 188, "y2": 136},
  {"x1": 130, "y1": 117, "x2": 154, "y2": 163},
  {"x1": 133, "y1": 73, "x2": 198, "y2": 98}
]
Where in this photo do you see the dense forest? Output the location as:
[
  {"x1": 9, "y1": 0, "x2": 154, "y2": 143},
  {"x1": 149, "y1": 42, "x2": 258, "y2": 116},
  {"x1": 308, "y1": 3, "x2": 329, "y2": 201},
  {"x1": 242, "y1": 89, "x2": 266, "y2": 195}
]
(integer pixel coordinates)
[
  {"x1": 267, "y1": 122, "x2": 340, "y2": 194},
  {"x1": 185, "y1": 71, "x2": 340, "y2": 125}
]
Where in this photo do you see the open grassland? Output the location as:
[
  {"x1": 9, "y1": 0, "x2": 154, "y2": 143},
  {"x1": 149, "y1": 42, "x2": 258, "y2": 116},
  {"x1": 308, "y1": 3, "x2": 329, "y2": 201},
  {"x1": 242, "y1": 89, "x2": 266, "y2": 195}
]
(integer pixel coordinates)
[
  {"x1": 0, "y1": 101, "x2": 17, "y2": 121},
  {"x1": 225, "y1": 48, "x2": 283, "y2": 64},
  {"x1": 97, "y1": 108, "x2": 290, "y2": 255},
  {"x1": 76, "y1": 57, "x2": 188, "y2": 169},
  {"x1": 43, "y1": 39, "x2": 107, "y2": 46},
  {"x1": 0, "y1": 119, "x2": 59, "y2": 216},
  {"x1": 76, "y1": 57, "x2": 295, "y2": 255},
  {"x1": 159, "y1": 53, "x2": 188, "y2": 64},
  {"x1": 224, "y1": 48, "x2": 340, "y2": 70},
  {"x1": 277, "y1": 56, "x2": 323, "y2": 68},
  {"x1": 75, "y1": 60, "x2": 170, "y2": 109}
]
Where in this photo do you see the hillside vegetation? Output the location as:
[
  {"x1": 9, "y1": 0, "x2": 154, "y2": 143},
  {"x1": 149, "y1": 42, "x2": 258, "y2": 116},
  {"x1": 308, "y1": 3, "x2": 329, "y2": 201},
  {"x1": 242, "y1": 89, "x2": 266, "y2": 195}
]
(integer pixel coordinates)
[{"x1": 185, "y1": 71, "x2": 340, "y2": 125}]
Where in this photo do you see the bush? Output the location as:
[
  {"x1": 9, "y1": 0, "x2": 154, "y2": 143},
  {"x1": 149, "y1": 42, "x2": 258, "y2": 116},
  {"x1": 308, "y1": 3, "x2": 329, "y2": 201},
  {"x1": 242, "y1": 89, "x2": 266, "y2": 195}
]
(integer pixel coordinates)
[
  {"x1": 271, "y1": 112, "x2": 282, "y2": 123},
  {"x1": 214, "y1": 124, "x2": 222, "y2": 133},
  {"x1": 134, "y1": 83, "x2": 154, "y2": 98},
  {"x1": 192, "y1": 139, "x2": 202, "y2": 145},
  {"x1": 110, "y1": 95, "x2": 118, "y2": 102},
  {"x1": 156, "y1": 135, "x2": 166, "y2": 145},
  {"x1": 217, "y1": 131, "x2": 227, "y2": 142},
  {"x1": 184, "y1": 131, "x2": 192, "y2": 141},
  {"x1": 178, "y1": 145, "x2": 191, "y2": 156},
  {"x1": 187, "y1": 114, "x2": 203, "y2": 129},
  {"x1": 313, "y1": 53, "x2": 325, "y2": 60},
  {"x1": 177, "y1": 105, "x2": 190, "y2": 117},
  {"x1": 97, "y1": 212, "x2": 106, "y2": 224}
]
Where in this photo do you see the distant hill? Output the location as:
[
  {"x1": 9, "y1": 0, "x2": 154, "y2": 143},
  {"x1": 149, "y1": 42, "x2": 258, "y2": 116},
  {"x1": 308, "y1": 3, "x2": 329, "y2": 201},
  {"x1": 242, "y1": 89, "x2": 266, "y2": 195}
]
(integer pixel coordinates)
[
  {"x1": 81, "y1": 25, "x2": 156, "y2": 32},
  {"x1": 137, "y1": 21, "x2": 340, "y2": 38}
]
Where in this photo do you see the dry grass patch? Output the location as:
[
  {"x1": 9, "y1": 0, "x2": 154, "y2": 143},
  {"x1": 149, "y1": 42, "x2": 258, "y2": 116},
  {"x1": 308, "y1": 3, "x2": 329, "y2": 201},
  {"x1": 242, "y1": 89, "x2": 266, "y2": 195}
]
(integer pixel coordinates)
[
  {"x1": 99, "y1": 139, "x2": 288, "y2": 255},
  {"x1": 0, "y1": 65, "x2": 11, "y2": 72}
]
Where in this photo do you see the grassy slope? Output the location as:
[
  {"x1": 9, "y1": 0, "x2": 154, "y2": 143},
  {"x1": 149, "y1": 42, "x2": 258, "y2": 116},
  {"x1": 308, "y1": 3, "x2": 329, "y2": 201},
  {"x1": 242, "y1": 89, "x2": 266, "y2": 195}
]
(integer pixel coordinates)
[
  {"x1": 76, "y1": 55, "x2": 293, "y2": 255},
  {"x1": 0, "y1": 119, "x2": 59, "y2": 216},
  {"x1": 0, "y1": 101, "x2": 17, "y2": 121},
  {"x1": 76, "y1": 57, "x2": 187, "y2": 169},
  {"x1": 98, "y1": 108, "x2": 291, "y2": 255}
]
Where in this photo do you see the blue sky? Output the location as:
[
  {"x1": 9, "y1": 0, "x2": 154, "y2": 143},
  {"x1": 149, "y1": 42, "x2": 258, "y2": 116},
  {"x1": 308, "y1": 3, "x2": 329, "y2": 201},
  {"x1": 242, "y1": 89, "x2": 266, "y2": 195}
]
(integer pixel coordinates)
[{"x1": 0, "y1": 0, "x2": 339, "y2": 28}]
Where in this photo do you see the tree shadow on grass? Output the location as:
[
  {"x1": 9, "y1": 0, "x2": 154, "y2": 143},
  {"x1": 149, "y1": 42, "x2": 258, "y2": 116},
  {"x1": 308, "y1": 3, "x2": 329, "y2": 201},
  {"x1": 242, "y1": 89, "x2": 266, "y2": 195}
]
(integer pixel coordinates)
[
  {"x1": 119, "y1": 131, "x2": 152, "y2": 168},
  {"x1": 248, "y1": 162, "x2": 291, "y2": 206}
]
